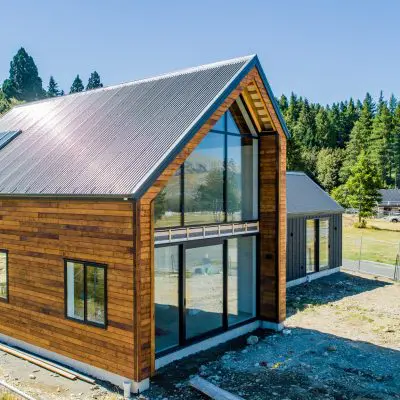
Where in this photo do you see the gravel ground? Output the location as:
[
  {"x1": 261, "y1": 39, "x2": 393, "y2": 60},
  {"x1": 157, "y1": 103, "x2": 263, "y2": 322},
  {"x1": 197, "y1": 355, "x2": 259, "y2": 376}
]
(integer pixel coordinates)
[
  {"x1": 144, "y1": 271, "x2": 400, "y2": 400},
  {"x1": 0, "y1": 271, "x2": 398, "y2": 400}
]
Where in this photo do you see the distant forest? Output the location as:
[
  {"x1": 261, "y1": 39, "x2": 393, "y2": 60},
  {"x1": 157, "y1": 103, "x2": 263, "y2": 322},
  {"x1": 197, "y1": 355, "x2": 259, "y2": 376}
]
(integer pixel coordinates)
[
  {"x1": 1, "y1": 47, "x2": 399, "y2": 197},
  {"x1": 279, "y1": 92, "x2": 400, "y2": 193}
]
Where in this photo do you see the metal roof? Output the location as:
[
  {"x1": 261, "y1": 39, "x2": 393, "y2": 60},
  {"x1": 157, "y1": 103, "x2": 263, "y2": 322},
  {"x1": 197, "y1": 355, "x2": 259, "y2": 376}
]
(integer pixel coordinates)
[
  {"x1": 0, "y1": 55, "x2": 289, "y2": 197},
  {"x1": 286, "y1": 172, "x2": 343, "y2": 216},
  {"x1": 0, "y1": 130, "x2": 21, "y2": 150},
  {"x1": 379, "y1": 189, "x2": 400, "y2": 205}
]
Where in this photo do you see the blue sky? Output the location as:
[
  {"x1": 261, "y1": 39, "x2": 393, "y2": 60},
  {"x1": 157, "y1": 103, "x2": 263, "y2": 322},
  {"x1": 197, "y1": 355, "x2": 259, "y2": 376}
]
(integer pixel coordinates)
[{"x1": 0, "y1": 0, "x2": 398, "y2": 105}]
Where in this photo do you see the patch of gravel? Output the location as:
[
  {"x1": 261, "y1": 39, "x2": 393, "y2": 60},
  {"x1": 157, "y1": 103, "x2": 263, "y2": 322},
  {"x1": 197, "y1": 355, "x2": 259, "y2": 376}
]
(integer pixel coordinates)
[{"x1": 143, "y1": 271, "x2": 400, "y2": 400}]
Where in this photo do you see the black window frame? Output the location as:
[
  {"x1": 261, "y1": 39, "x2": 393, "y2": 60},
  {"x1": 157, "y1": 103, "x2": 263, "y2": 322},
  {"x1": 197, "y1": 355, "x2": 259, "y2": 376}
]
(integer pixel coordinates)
[
  {"x1": 64, "y1": 259, "x2": 107, "y2": 329},
  {"x1": 154, "y1": 100, "x2": 260, "y2": 230},
  {"x1": 0, "y1": 249, "x2": 9, "y2": 303},
  {"x1": 305, "y1": 217, "x2": 331, "y2": 274},
  {"x1": 155, "y1": 232, "x2": 259, "y2": 357}
]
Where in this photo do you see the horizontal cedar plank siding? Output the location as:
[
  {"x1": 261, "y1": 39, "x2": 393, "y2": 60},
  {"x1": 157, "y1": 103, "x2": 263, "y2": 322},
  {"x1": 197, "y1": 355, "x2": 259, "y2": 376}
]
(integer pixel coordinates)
[
  {"x1": 134, "y1": 67, "x2": 287, "y2": 380},
  {"x1": 0, "y1": 199, "x2": 135, "y2": 379}
]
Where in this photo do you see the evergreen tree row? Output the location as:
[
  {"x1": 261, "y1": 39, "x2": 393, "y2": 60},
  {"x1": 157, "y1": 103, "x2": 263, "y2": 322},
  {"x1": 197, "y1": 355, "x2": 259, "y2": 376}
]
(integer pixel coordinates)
[
  {"x1": 1, "y1": 48, "x2": 103, "y2": 109},
  {"x1": 279, "y1": 92, "x2": 400, "y2": 190}
]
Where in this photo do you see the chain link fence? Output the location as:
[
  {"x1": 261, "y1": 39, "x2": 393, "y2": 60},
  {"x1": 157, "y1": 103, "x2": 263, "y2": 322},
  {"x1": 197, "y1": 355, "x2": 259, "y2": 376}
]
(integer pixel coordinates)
[{"x1": 342, "y1": 233, "x2": 400, "y2": 281}]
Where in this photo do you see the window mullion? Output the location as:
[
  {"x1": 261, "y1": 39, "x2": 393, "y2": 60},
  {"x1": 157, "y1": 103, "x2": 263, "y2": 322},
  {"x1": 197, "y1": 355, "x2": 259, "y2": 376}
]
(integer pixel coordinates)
[
  {"x1": 224, "y1": 132, "x2": 228, "y2": 222},
  {"x1": 84, "y1": 264, "x2": 88, "y2": 323}
]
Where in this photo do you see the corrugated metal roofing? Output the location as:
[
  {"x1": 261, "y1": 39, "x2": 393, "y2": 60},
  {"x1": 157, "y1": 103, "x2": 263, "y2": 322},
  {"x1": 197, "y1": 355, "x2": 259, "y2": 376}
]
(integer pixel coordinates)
[
  {"x1": 379, "y1": 189, "x2": 400, "y2": 205},
  {"x1": 0, "y1": 55, "x2": 289, "y2": 197},
  {"x1": 287, "y1": 172, "x2": 343, "y2": 215}
]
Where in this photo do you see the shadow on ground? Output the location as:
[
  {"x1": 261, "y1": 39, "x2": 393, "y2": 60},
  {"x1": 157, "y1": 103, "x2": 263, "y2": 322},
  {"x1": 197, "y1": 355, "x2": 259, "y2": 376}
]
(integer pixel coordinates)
[
  {"x1": 286, "y1": 271, "x2": 393, "y2": 317},
  {"x1": 148, "y1": 327, "x2": 400, "y2": 400}
]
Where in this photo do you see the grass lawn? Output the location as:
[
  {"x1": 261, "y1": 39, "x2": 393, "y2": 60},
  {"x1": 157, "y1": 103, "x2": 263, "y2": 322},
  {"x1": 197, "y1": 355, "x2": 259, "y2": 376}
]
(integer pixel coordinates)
[{"x1": 343, "y1": 214, "x2": 400, "y2": 265}]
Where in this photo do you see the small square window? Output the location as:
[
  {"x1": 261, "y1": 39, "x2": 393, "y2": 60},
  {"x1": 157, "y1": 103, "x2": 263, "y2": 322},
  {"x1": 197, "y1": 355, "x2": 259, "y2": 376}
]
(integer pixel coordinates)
[
  {"x1": 0, "y1": 250, "x2": 8, "y2": 302},
  {"x1": 65, "y1": 260, "x2": 107, "y2": 328}
]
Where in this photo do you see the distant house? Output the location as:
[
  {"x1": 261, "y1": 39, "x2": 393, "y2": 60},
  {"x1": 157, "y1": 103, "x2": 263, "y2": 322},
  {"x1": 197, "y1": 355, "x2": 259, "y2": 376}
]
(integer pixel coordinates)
[
  {"x1": 377, "y1": 189, "x2": 400, "y2": 215},
  {"x1": 0, "y1": 56, "x2": 290, "y2": 393},
  {"x1": 286, "y1": 172, "x2": 343, "y2": 287}
]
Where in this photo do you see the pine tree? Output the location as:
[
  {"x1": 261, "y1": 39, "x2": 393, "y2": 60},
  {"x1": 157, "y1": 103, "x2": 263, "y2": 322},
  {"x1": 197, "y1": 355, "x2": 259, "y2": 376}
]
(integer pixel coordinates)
[
  {"x1": 341, "y1": 93, "x2": 375, "y2": 182},
  {"x1": 70, "y1": 75, "x2": 84, "y2": 94},
  {"x1": 2, "y1": 47, "x2": 45, "y2": 101},
  {"x1": 47, "y1": 76, "x2": 61, "y2": 97},
  {"x1": 293, "y1": 99, "x2": 317, "y2": 148},
  {"x1": 340, "y1": 151, "x2": 382, "y2": 225},
  {"x1": 86, "y1": 71, "x2": 103, "y2": 90},
  {"x1": 389, "y1": 94, "x2": 397, "y2": 115},
  {"x1": 392, "y1": 104, "x2": 400, "y2": 187},
  {"x1": 284, "y1": 93, "x2": 301, "y2": 130},
  {"x1": 316, "y1": 148, "x2": 344, "y2": 192},
  {"x1": 342, "y1": 98, "x2": 358, "y2": 145},
  {"x1": 377, "y1": 90, "x2": 385, "y2": 114},
  {"x1": 370, "y1": 102, "x2": 394, "y2": 185},
  {"x1": 278, "y1": 94, "x2": 288, "y2": 114},
  {"x1": 315, "y1": 107, "x2": 334, "y2": 148}
]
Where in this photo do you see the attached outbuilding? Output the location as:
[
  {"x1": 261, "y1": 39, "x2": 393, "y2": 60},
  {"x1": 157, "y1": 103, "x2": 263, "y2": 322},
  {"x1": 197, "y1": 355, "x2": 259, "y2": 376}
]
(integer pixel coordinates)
[
  {"x1": 0, "y1": 55, "x2": 289, "y2": 393},
  {"x1": 286, "y1": 172, "x2": 343, "y2": 287}
]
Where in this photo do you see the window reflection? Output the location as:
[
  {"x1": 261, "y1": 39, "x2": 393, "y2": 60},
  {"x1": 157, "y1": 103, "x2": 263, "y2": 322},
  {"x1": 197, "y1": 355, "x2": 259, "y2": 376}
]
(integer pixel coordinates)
[
  {"x1": 228, "y1": 237, "x2": 256, "y2": 326},
  {"x1": 184, "y1": 132, "x2": 225, "y2": 225},
  {"x1": 155, "y1": 246, "x2": 179, "y2": 353},
  {"x1": 154, "y1": 104, "x2": 259, "y2": 229}
]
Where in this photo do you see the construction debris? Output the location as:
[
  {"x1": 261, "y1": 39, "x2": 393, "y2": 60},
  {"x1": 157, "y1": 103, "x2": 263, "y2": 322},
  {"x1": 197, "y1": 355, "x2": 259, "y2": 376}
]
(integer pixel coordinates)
[{"x1": 189, "y1": 376, "x2": 245, "y2": 400}]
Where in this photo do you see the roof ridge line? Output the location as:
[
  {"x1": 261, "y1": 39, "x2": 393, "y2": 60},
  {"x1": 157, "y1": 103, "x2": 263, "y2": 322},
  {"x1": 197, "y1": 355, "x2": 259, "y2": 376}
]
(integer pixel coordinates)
[{"x1": 13, "y1": 55, "x2": 256, "y2": 109}]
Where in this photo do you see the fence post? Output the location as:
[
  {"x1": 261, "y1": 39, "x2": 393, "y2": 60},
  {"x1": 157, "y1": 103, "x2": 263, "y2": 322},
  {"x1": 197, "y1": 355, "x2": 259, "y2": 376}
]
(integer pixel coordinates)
[{"x1": 358, "y1": 232, "x2": 363, "y2": 272}]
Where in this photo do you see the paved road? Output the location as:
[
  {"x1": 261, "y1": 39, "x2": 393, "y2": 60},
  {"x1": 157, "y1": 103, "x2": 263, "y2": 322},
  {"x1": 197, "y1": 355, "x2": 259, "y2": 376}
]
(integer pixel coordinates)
[{"x1": 342, "y1": 259, "x2": 399, "y2": 280}]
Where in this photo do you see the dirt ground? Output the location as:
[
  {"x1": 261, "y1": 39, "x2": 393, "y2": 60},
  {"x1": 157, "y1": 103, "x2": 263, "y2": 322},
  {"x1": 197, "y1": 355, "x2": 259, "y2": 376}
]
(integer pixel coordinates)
[{"x1": 0, "y1": 271, "x2": 399, "y2": 399}]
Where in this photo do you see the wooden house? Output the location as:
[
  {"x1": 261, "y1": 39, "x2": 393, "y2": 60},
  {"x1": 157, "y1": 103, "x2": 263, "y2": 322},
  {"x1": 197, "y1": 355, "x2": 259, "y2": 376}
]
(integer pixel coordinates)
[{"x1": 0, "y1": 55, "x2": 289, "y2": 393}]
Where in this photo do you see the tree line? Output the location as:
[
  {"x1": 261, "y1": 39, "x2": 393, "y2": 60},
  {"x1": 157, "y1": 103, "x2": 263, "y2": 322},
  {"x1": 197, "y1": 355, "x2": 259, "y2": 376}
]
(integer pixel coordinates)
[
  {"x1": 0, "y1": 47, "x2": 103, "y2": 113},
  {"x1": 279, "y1": 92, "x2": 400, "y2": 222}
]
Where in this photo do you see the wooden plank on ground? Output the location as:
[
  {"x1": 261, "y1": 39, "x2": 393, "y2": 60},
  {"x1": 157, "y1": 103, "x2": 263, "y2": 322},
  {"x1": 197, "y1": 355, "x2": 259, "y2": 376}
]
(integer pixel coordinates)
[
  {"x1": 0, "y1": 344, "x2": 77, "y2": 381},
  {"x1": 189, "y1": 376, "x2": 245, "y2": 400}
]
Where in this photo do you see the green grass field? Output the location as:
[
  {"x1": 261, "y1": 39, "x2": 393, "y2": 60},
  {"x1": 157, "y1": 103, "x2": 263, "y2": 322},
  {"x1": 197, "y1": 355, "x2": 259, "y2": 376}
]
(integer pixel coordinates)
[{"x1": 343, "y1": 215, "x2": 400, "y2": 265}]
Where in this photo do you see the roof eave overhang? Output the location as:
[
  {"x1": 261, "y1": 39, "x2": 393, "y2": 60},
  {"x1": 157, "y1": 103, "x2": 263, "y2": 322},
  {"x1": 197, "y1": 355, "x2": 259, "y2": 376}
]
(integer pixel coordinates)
[{"x1": 287, "y1": 210, "x2": 344, "y2": 218}]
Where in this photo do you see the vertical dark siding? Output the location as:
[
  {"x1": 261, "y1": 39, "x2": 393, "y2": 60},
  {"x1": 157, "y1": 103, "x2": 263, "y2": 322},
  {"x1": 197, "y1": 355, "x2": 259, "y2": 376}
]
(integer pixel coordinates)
[
  {"x1": 287, "y1": 213, "x2": 343, "y2": 282},
  {"x1": 286, "y1": 216, "x2": 306, "y2": 281}
]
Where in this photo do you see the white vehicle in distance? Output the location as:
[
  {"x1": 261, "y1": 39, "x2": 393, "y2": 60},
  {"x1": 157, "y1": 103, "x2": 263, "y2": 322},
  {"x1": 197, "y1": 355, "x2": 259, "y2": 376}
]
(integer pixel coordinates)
[{"x1": 385, "y1": 214, "x2": 400, "y2": 223}]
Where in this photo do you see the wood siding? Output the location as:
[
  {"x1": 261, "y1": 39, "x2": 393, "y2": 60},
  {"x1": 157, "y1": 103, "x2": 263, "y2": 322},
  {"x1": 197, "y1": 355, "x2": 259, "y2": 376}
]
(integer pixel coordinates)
[
  {"x1": 0, "y1": 66, "x2": 288, "y2": 384},
  {"x1": 135, "y1": 67, "x2": 287, "y2": 379},
  {"x1": 259, "y1": 134, "x2": 286, "y2": 323},
  {"x1": 0, "y1": 199, "x2": 135, "y2": 379}
]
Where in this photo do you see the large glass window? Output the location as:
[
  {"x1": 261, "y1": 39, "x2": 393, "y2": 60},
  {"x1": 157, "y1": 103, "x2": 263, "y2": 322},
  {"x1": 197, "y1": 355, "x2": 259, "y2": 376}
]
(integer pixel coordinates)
[
  {"x1": 154, "y1": 103, "x2": 259, "y2": 229},
  {"x1": 65, "y1": 260, "x2": 106, "y2": 327},
  {"x1": 154, "y1": 169, "x2": 182, "y2": 228},
  {"x1": 155, "y1": 234, "x2": 258, "y2": 353},
  {"x1": 155, "y1": 246, "x2": 179, "y2": 353},
  {"x1": 184, "y1": 132, "x2": 225, "y2": 225},
  {"x1": 227, "y1": 237, "x2": 256, "y2": 326},
  {"x1": 0, "y1": 251, "x2": 8, "y2": 301},
  {"x1": 227, "y1": 136, "x2": 258, "y2": 221},
  {"x1": 306, "y1": 220, "x2": 316, "y2": 274},
  {"x1": 319, "y1": 219, "x2": 330, "y2": 270},
  {"x1": 185, "y1": 244, "x2": 223, "y2": 339}
]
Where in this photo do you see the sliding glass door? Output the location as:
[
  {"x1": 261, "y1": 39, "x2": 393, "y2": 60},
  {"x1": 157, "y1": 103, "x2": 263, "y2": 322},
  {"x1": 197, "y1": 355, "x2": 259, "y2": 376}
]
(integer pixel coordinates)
[
  {"x1": 306, "y1": 218, "x2": 330, "y2": 274},
  {"x1": 155, "y1": 235, "x2": 257, "y2": 354},
  {"x1": 185, "y1": 244, "x2": 223, "y2": 340},
  {"x1": 306, "y1": 219, "x2": 316, "y2": 273}
]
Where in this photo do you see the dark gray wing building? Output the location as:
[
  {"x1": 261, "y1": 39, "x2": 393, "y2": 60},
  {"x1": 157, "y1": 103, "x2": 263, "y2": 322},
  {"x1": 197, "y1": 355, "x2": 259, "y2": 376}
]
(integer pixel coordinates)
[{"x1": 286, "y1": 172, "x2": 344, "y2": 285}]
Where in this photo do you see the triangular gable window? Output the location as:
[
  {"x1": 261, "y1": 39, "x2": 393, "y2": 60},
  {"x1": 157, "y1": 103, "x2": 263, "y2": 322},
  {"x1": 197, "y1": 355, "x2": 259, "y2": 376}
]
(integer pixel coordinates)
[
  {"x1": 226, "y1": 110, "x2": 240, "y2": 134},
  {"x1": 0, "y1": 130, "x2": 21, "y2": 150}
]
